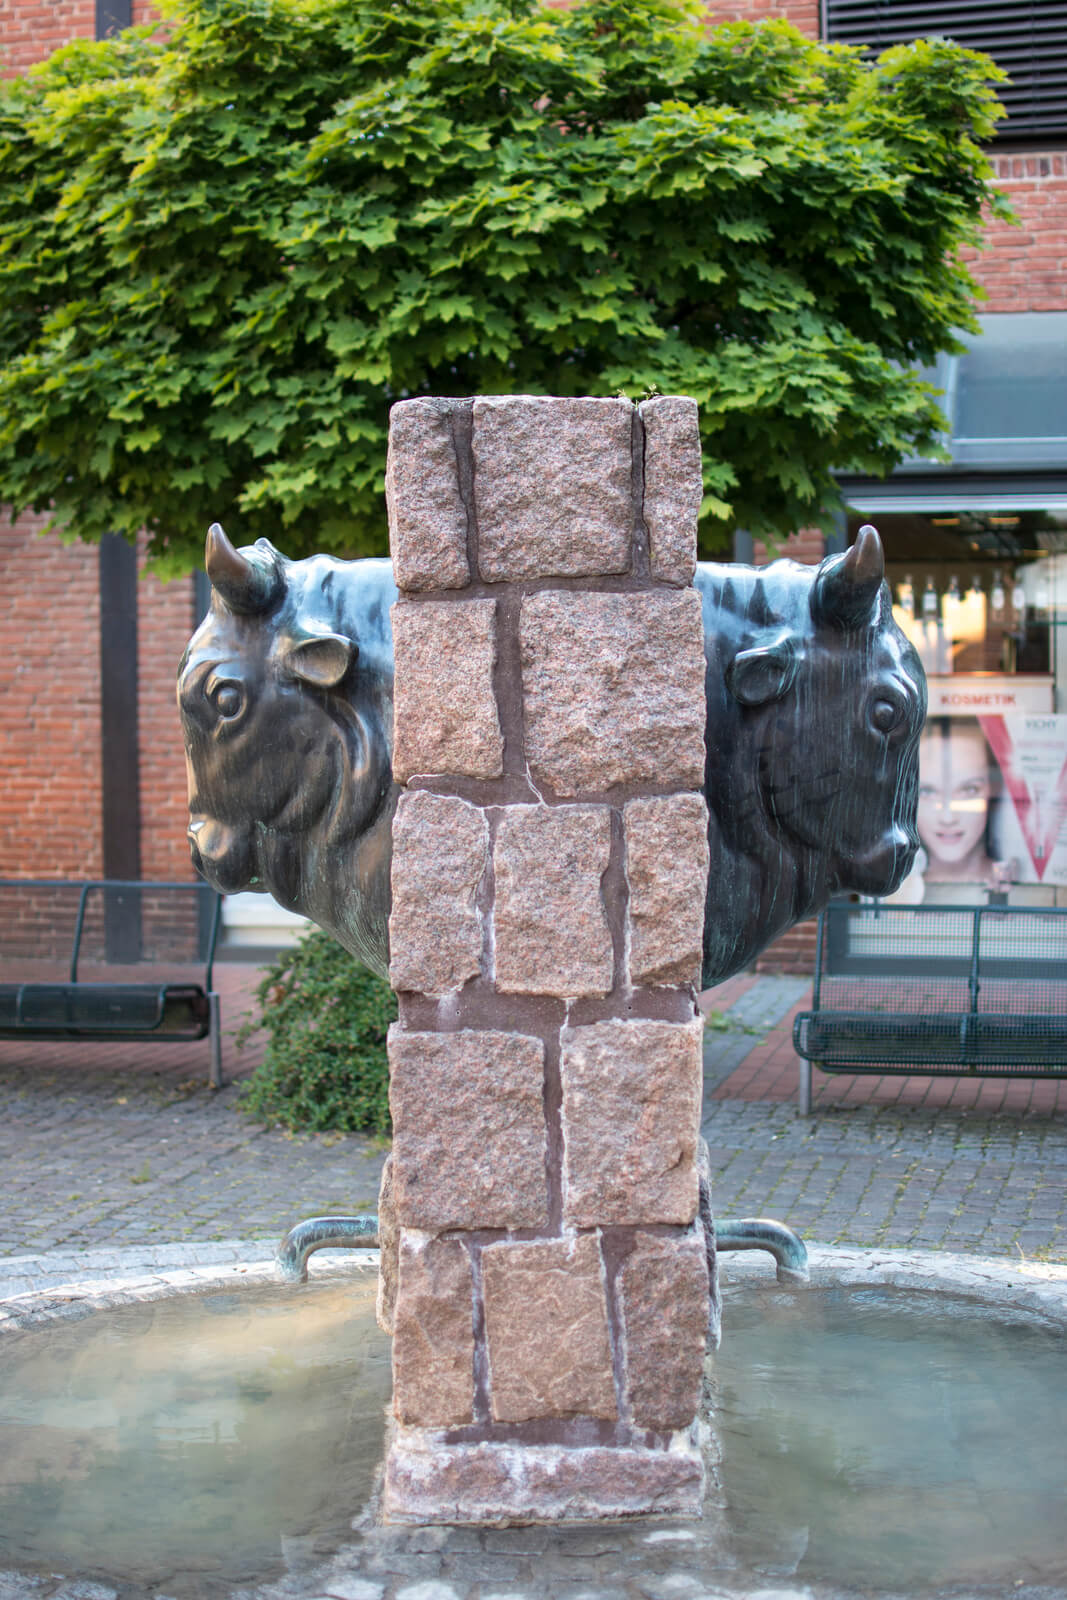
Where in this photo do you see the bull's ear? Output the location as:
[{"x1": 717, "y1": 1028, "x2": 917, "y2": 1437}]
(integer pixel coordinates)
[
  {"x1": 281, "y1": 631, "x2": 356, "y2": 689},
  {"x1": 726, "y1": 634, "x2": 798, "y2": 707}
]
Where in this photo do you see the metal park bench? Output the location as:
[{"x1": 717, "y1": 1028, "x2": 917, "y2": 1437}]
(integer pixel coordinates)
[
  {"x1": 0, "y1": 879, "x2": 224, "y2": 1087},
  {"x1": 793, "y1": 900, "x2": 1067, "y2": 1116}
]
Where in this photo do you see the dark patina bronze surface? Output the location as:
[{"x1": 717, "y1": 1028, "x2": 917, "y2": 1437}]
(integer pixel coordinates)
[{"x1": 178, "y1": 524, "x2": 925, "y2": 987}]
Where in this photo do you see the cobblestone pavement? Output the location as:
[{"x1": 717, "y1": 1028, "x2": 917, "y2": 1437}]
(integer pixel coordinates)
[
  {"x1": 703, "y1": 979, "x2": 1067, "y2": 1265},
  {"x1": 1, "y1": 965, "x2": 1064, "y2": 1267},
  {"x1": 0, "y1": 964, "x2": 387, "y2": 1261}
]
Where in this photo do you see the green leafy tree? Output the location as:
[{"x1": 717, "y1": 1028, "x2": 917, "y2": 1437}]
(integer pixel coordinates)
[{"x1": 0, "y1": 0, "x2": 1008, "y2": 573}]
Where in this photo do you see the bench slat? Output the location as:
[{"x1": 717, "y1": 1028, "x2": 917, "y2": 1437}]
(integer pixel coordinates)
[
  {"x1": 0, "y1": 982, "x2": 210, "y2": 1039},
  {"x1": 795, "y1": 1010, "x2": 1067, "y2": 1071},
  {"x1": 797, "y1": 903, "x2": 1067, "y2": 1108},
  {"x1": 0, "y1": 881, "x2": 223, "y2": 1082}
]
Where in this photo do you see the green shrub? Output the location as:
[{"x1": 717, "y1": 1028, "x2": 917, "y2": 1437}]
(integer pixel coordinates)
[{"x1": 236, "y1": 928, "x2": 396, "y2": 1135}]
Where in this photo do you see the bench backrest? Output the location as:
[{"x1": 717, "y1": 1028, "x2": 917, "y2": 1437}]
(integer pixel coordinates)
[
  {"x1": 814, "y1": 901, "x2": 1067, "y2": 1016},
  {"x1": 0, "y1": 879, "x2": 221, "y2": 989}
]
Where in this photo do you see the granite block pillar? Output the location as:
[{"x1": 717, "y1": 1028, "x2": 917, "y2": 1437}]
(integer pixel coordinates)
[{"x1": 382, "y1": 394, "x2": 711, "y2": 1524}]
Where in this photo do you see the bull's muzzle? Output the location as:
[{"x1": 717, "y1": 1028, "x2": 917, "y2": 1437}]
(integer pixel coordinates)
[
  {"x1": 188, "y1": 816, "x2": 256, "y2": 894},
  {"x1": 846, "y1": 824, "x2": 919, "y2": 897}
]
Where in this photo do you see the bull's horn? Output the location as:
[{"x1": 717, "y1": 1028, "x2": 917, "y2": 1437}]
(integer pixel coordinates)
[
  {"x1": 811, "y1": 523, "x2": 884, "y2": 630},
  {"x1": 205, "y1": 522, "x2": 281, "y2": 615}
]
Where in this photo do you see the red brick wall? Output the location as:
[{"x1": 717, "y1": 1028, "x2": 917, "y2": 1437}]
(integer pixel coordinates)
[
  {"x1": 137, "y1": 548, "x2": 197, "y2": 881},
  {"x1": 0, "y1": 1, "x2": 93, "y2": 75},
  {"x1": 753, "y1": 526, "x2": 826, "y2": 566},
  {"x1": 705, "y1": 0, "x2": 819, "y2": 32},
  {"x1": 0, "y1": 518, "x2": 105, "y2": 878},
  {"x1": 963, "y1": 153, "x2": 1067, "y2": 313},
  {"x1": 0, "y1": 518, "x2": 196, "y2": 881},
  {"x1": 1, "y1": 0, "x2": 159, "y2": 76},
  {"x1": 1, "y1": 0, "x2": 192, "y2": 887},
  {"x1": 755, "y1": 917, "x2": 818, "y2": 974}
]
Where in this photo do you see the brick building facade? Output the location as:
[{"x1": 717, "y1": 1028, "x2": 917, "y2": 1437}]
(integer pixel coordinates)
[
  {"x1": 1, "y1": 2, "x2": 193, "y2": 889},
  {"x1": 966, "y1": 153, "x2": 1067, "y2": 314},
  {"x1": 2, "y1": 0, "x2": 1064, "y2": 971},
  {"x1": 0, "y1": 2, "x2": 153, "y2": 77},
  {"x1": 0, "y1": 516, "x2": 197, "y2": 884}
]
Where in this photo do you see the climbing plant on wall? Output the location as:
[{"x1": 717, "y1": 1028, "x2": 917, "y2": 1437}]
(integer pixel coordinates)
[{"x1": 0, "y1": 0, "x2": 1009, "y2": 572}]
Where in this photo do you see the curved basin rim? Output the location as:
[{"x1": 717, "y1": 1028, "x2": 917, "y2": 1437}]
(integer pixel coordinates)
[{"x1": 2, "y1": 1240, "x2": 1065, "y2": 1333}]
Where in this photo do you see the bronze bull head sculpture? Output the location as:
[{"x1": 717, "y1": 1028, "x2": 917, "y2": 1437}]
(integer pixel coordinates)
[{"x1": 178, "y1": 523, "x2": 925, "y2": 988}]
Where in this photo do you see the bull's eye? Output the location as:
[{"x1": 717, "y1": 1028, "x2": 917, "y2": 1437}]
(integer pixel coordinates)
[
  {"x1": 870, "y1": 696, "x2": 903, "y2": 735},
  {"x1": 212, "y1": 682, "x2": 243, "y2": 719}
]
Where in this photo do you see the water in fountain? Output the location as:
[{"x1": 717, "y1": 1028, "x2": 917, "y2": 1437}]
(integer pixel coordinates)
[{"x1": 0, "y1": 1276, "x2": 1063, "y2": 1595}]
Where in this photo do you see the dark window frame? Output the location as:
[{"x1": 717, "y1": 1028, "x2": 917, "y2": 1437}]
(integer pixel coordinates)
[{"x1": 821, "y1": 2, "x2": 1067, "y2": 144}]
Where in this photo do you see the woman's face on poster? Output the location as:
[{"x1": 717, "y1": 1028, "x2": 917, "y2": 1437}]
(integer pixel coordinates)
[{"x1": 916, "y1": 723, "x2": 992, "y2": 869}]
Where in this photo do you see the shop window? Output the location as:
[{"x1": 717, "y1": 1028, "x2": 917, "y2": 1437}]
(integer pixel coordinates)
[
  {"x1": 822, "y1": 1, "x2": 1067, "y2": 142},
  {"x1": 850, "y1": 507, "x2": 1067, "y2": 906},
  {"x1": 872, "y1": 507, "x2": 1063, "y2": 679}
]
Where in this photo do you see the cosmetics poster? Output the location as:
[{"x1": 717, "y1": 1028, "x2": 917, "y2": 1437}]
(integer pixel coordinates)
[
  {"x1": 884, "y1": 710, "x2": 1067, "y2": 901},
  {"x1": 979, "y1": 714, "x2": 1067, "y2": 885}
]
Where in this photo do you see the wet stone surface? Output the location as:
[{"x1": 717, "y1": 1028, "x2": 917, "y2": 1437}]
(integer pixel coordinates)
[{"x1": 3, "y1": 1517, "x2": 1062, "y2": 1600}]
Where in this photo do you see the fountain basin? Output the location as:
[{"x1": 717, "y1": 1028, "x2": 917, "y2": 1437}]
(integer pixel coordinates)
[{"x1": 0, "y1": 1244, "x2": 1064, "y2": 1599}]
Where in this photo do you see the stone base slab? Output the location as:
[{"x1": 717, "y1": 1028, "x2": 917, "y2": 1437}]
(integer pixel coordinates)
[{"x1": 382, "y1": 1435, "x2": 704, "y2": 1525}]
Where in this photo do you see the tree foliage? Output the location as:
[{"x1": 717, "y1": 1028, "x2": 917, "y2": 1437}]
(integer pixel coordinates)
[{"x1": 0, "y1": 0, "x2": 1009, "y2": 573}]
